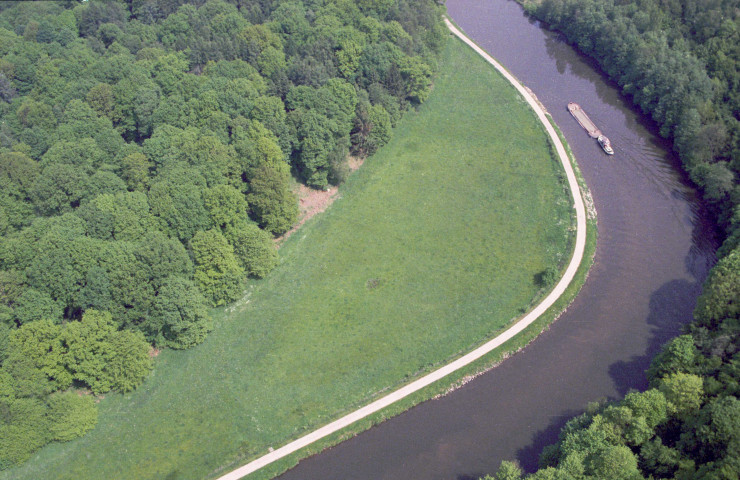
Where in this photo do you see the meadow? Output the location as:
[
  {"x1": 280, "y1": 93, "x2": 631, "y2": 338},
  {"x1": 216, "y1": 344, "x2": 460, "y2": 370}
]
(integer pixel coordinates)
[{"x1": 3, "y1": 37, "x2": 576, "y2": 480}]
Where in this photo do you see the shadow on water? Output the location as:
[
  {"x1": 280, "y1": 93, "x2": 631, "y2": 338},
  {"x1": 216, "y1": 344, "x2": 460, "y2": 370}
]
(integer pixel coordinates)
[
  {"x1": 513, "y1": 410, "x2": 581, "y2": 472},
  {"x1": 545, "y1": 34, "x2": 601, "y2": 80},
  {"x1": 608, "y1": 279, "x2": 699, "y2": 396},
  {"x1": 513, "y1": 276, "x2": 708, "y2": 474},
  {"x1": 607, "y1": 195, "x2": 717, "y2": 397}
]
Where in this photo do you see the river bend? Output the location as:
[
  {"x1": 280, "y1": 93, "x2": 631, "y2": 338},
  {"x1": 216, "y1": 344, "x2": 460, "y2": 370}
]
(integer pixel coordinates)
[{"x1": 277, "y1": 1, "x2": 717, "y2": 478}]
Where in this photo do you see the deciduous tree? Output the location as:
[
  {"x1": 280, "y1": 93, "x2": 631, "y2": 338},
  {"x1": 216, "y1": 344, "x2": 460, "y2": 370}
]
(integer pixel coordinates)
[
  {"x1": 203, "y1": 184, "x2": 249, "y2": 228},
  {"x1": 150, "y1": 276, "x2": 211, "y2": 348},
  {"x1": 47, "y1": 391, "x2": 98, "y2": 442},
  {"x1": 190, "y1": 228, "x2": 244, "y2": 306},
  {"x1": 5, "y1": 320, "x2": 70, "y2": 392},
  {"x1": 248, "y1": 162, "x2": 298, "y2": 236},
  {"x1": 224, "y1": 220, "x2": 278, "y2": 278}
]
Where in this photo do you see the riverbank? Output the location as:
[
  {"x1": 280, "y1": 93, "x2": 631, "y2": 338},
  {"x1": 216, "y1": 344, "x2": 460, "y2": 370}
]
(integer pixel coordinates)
[
  {"x1": 214, "y1": 22, "x2": 595, "y2": 480},
  {"x1": 271, "y1": 0, "x2": 716, "y2": 474},
  {"x1": 1, "y1": 33, "x2": 587, "y2": 480}
]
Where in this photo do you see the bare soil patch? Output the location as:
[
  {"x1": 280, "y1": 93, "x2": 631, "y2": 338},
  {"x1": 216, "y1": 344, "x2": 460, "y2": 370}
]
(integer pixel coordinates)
[{"x1": 276, "y1": 157, "x2": 364, "y2": 247}]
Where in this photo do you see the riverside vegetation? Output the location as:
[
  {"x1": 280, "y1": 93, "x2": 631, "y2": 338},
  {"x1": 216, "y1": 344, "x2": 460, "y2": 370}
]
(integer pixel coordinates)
[
  {"x1": 0, "y1": 33, "x2": 576, "y2": 480},
  {"x1": 0, "y1": 0, "x2": 580, "y2": 478},
  {"x1": 0, "y1": 0, "x2": 446, "y2": 469},
  {"x1": 480, "y1": 0, "x2": 740, "y2": 479}
]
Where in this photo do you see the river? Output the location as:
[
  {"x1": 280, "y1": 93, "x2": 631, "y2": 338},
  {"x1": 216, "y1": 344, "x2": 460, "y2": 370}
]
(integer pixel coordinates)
[{"x1": 276, "y1": 0, "x2": 718, "y2": 478}]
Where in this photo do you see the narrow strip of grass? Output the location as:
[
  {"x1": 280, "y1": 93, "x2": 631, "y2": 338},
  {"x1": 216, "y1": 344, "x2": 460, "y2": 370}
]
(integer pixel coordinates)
[{"x1": 4, "y1": 37, "x2": 575, "y2": 480}]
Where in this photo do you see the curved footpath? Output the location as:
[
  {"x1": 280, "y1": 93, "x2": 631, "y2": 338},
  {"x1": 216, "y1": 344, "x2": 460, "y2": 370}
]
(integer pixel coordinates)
[{"x1": 216, "y1": 19, "x2": 588, "y2": 480}]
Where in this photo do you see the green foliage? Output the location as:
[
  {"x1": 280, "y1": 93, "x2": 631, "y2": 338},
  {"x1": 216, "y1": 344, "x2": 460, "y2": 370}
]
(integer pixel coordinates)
[
  {"x1": 693, "y1": 248, "x2": 740, "y2": 329},
  {"x1": 647, "y1": 335, "x2": 699, "y2": 385},
  {"x1": 148, "y1": 179, "x2": 212, "y2": 242},
  {"x1": 237, "y1": 24, "x2": 286, "y2": 78},
  {"x1": 98, "y1": 240, "x2": 155, "y2": 329},
  {"x1": 232, "y1": 119, "x2": 286, "y2": 180},
  {"x1": 289, "y1": 108, "x2": 335, "y2": 188},
  {"x1": 247, "y1": 162, "x2": 298, "y2": 236},
  {"x1": 76, "y1": 191, "x2": 157, "y2": 241},
  {"x1": 16, "y1": 100, "x2": 55, "y2": 131},
  {"x1": 588, "y1": 444, "x2": 642, "y2": 480},
  {"x1": 203, "y1": 184, "x2": 249, "y2": 228},
  {"x1": 679, "y1": 395, "x2": 740, "y2": 464},
  {"x1": 78, "y1": 267, "x2": 114, "y2": 314},
  {"x1": 12, "y1": 288, "x2": 62, "y2": 325},
  {"x1": 133, "y1": 231, "x2": 193, "y2": 289},
  {"x1": 367, "y1": 104, "x2": 392, "y2": 152},
  {"x1": 190, "y1": 229, "x2": 244, "y2": 306},
  {"x1": 597, "y1": 405, "x2": 653, "y2": 446},
  {"x1": 621, "y1": 389, "x2": 667, "y2": 429},
  {"x1": 119, "y1": 152, "x2": 152, "y2": 192},
  {"x1": 86, "y1": 83, "x2": 114, "y2": 118},
  {"x1": 250, "y1": 95, "x2": 294, "y2": 155},
  {"x1": 288, "y1": 79, "x2": 358, "y2": 188},
  {"x1": 0, "y1": 152, "x2": 39, "y2": 198},
  {"x1": 41, "y1": 138, "x2": 107, "y2": 176},
  {"x1": 536, "y1": 266, "x2": 559, "y2": 288},
  {"x1": 0, "y1": 397, "x2": 50, "y2": 469},
  {"x1": 149, "y1": 276, "x2": 211, "y2": 349},
  {"x1": 399, "y1": 56, "x2": 433, "y2": 103},
  {"x1": 0, "y1": 324, "x2": 9, "y2": 364},
  {"x1": 224, "y1": 220, "x2": 278, "y2": 278},
  {"x1": 62, "y1": 310, "x2": 118, "y2": 395},
  {"x1": 640, "y1": 438, "x2": 680, "y2": 478},
  {"x1": 0, "y1": 0, "x2": 448, "y2": 469},
  {"x1": 25, "y1": 230, "x2": 99, "y2": 315},
  {"x1": 105, "y1": 328, "x2": 152, "y2": 393},
  {"x1": 1, "y1": 355, "x2": 53, "y2": 399},
  {"x1": 6, "y1": 320, "x2": 70, "y2": 392},
  {"x1": 56, "y1": 100, "x2": 124, "y2": 160},
  {"x1": 351, "y1": 100, "x2": 392, "y2": 158},
  {"x1": 47, "y1": 391, "x2": 98, "y2": 442},
  {"x1": 30, "y1": 163, "x2": 89, "y2": 216},
  {"x1": 491, "y1": 460, "x2": 523, "y2": 480}
]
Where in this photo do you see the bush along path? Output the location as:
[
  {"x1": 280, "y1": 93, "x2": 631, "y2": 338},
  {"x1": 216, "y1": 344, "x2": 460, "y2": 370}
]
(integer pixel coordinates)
[{"x1": 215, "y1": 20, "x2": 589, "y2": 480}]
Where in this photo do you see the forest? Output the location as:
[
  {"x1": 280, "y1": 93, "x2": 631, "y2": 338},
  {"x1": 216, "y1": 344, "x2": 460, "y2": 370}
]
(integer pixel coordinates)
[
  {"x1": 0, "y1": 0, "x2": 445, "y2": 468},
  {"x1": 480, "y1": 0, "x2": 739, "y2": 478}
]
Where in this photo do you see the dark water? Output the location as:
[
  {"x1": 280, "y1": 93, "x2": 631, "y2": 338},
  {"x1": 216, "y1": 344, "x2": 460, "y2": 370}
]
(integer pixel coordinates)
[{"x1": 276, "y1": 1, "x2": 717, "y2": 478}]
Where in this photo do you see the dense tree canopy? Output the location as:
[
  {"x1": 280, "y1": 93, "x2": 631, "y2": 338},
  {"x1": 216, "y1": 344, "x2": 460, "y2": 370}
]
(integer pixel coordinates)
[{"x1": 0, "y1": 0, "x2": 446, "y2": 468}]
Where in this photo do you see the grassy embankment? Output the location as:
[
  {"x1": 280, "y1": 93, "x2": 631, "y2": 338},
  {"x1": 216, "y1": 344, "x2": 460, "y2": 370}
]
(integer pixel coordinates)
[{"x1": 4, "y1": 37, "x2": 580, "y2": 480}]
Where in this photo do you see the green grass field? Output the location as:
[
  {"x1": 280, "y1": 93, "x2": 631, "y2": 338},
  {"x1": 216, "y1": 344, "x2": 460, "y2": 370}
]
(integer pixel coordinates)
[{"x1": 3, "y1": 37, "x2": 575, "y2": 480}]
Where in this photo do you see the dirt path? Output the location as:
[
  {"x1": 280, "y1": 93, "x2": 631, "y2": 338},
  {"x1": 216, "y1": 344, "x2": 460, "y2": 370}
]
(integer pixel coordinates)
[{"x1": 216, "y1": 20, "x2": 588, "y2": 480}]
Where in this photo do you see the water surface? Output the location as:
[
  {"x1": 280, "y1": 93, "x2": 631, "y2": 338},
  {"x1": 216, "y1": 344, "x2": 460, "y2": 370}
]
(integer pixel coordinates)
[{"x1": 277, "y1": 1, "x2": 717, "y2": 478}]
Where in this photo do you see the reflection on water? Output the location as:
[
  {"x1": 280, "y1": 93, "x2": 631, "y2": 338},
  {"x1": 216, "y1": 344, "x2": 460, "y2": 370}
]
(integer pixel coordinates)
[{"x1": 276, "y1": 0, "x2": 717, "y2": 478}]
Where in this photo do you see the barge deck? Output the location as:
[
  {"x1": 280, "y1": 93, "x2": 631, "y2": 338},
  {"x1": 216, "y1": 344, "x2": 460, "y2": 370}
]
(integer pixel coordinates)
[{"x1": 568, "y1": 102, "x2": 602, "y2": 138}]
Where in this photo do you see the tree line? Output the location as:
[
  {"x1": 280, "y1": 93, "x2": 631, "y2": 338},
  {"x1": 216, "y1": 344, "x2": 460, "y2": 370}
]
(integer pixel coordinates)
[
  {"x1": 0, "y1": 0, "x2": 446, "y2": 468},
  {"x1": 485, "y1": 248, "x2": 740, "y2": 480},
  {"x1": 529, "y1": 0, "x2": 738, "y2": 256},
  {"x1": 480, "y1": 0, "x2": 739, "y2": 478}
]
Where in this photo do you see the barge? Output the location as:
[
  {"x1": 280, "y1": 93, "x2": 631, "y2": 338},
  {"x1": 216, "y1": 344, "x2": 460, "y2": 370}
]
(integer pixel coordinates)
[{"x1": 568, "y1": 102, "x2": 614, "y2": 155}]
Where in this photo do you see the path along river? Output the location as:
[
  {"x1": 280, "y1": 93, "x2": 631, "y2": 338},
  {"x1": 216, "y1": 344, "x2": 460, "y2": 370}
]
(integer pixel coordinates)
[{"x1": 277, "y1": 1, "x2": 718, "y2": 479}]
